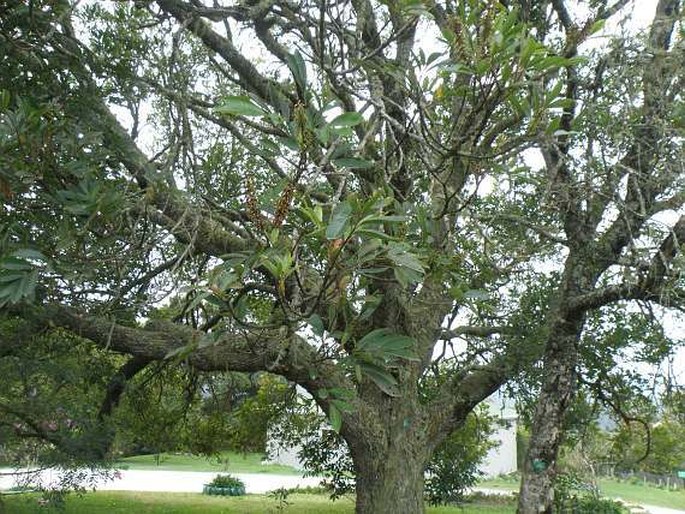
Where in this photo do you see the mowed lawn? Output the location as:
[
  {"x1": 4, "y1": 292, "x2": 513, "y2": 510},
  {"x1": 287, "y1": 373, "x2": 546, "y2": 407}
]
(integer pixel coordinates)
[
  {"x1": 117, "y1": 451, "x2": 300, "y2": 475},
  {"x1": 2, "y1": 491, "x2": 516, "y2": 513},
  {"x1": 479, "y1": 476, "x2": 685, "y2": 511},
  {"x1": 596, "y1": 478, "x2": 685, "y2": 511}
]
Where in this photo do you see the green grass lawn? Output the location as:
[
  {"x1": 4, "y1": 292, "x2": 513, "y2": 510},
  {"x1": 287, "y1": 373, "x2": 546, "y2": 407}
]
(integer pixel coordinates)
[
  {"x1": 116, "y1": 451, "x2": 300, "y2": 475},
  {"x1": 478, "y1": 475, "x2": 685, "y2": 511},
  {"x1": 1, "y1": 491, "x2": 516, "y2": 513},
  {"x1": 596, "y1": 478, "x2": 685, "y2": 511}
]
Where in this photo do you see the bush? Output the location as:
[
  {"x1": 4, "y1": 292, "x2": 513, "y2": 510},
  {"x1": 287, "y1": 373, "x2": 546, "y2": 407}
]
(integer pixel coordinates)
[
  {"x1": 268, "y1": 487, "x2": 291, "y2": 512},
  {"x1": 284, "y1": 485, "x2": 330, "y2": 495},
  {"x1": 203, "y1": 474, "x2": 246, "y2": 496},
  {"x1": 425, "y1": 409, "x2": 496, "y2": 505},
  {"x1": 554, "y1": 472, "x2": 627, "y2": 514},
  {"x1": 562, "y1": 495, "x2": 627, "y2": 514}
]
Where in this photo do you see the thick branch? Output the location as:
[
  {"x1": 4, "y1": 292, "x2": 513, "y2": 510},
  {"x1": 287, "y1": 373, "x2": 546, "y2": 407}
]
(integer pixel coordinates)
[
  {"x1": 155, "y1": 0, "x2": 294, "y2": 115},
  {"x1": 98, "y1": 355, "x2": 152, "y2": 420},
  {"x1": 82, "y1": 90, "x2": 254, "y2": 257},
  {"x1": 649, "y1": 0, "x2": 681, "y2": 51},
  {"x1": 426, "y1": 356, "x2": 510, "y2": 444},
  {"x1": 585, "y1": 0, "x2": 681, "y2": 268},
  {"x1": 441, "y1": 325, "x2": 514, "y2": 339},
  {"x1": 11, "y1": 303, "x2": 380, "y2": 442},
  {"x1": 570, "y1": 215, "x2": 685, "y2": 311}
]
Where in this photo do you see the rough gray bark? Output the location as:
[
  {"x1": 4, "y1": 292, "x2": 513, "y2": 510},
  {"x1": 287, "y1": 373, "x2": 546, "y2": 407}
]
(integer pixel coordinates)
[
  {"x1": 354, "y1": 441, "x2": 427, "y2": 514},
  {"x1": 517, "y1": 313, "x2": 585, "y2": 513}
]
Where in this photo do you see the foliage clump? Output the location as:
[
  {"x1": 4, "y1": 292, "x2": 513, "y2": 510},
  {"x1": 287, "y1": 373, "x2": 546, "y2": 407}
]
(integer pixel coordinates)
[
  {"x1": 425, "y1": 410, "x2": 496, "y2": 505},
  {"x1": 553, "y1": 472, "x2": 627, "y2": 514},
  {"x1": 204, "y1": 474, "x2": 246, "y2": 496}
]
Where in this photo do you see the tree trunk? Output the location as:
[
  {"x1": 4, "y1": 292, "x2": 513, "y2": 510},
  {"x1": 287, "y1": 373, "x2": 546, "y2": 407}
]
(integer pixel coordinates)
[
  {"x1": 353, "y1": 439, "x2": 427, "y2": 514},
  {"x1": 342, "y1": 379, "x2": 431, "y2": 514},
  {"x1": 517, "y1": 319, "x2": 583, "y2": 514}
]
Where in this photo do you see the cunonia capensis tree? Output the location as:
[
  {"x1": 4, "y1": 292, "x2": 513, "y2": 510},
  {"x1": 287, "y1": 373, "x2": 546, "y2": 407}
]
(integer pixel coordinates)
[{"x1": 1, "y1": 1, "x2": 683, "y2": 512}]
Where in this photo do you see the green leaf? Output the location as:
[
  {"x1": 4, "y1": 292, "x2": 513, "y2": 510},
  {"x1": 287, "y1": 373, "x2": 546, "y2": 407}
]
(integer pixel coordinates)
[
  {"x1": 329, "y1": 403, "x2": 342, "y2": 432},
  {"x1": 329, "y1": 112, "x2": 364, "y2": 129},
  {"x1": 361, "y1": 215, "x2": 406, "y2": 223},
  {"x1": 295, "y1": 205, "x2": 324, "y2": 228},
  {"x1": 548, "y1": 98, "x2": 575, "y2": 109},
  {"x1": 359, "y1": 267, "x2": 390, "y2": 276},
  {"x1": 426, "y1": 51, "x2": 443, "y2": 66},
  {"x1": 186, "y1": 290, "x2": 210, "y2": 312},
  {"x1": 0, "y1": 269, "x2": 38, "y2": 305},
  {"x1": 357, "y1": 362, "x2": 400, "y2": 397},
  {"x1": 387, "y1": 245, "x2": 424, "y2": 273},
  {"x1": 213, "y1": 271, "x2": 239, "y2": 290},
  {"x1": 308, "y1": 313, "x2": 325, "y2": 337},
  {"x1": 287, "y1": 51, "x2": 307, "y2": 92},
  {"x1": 357, "y1": 228, "x2": 395, "y2": 241},
  {"x1": 590, "y1": 19, "x2": 606, "y2": 34},
  {"x1": 330, "y1": 398, "x2": 354, "y2": 413},
  {"x1": 1, "y1": 257, "x2": 32, "y2": 271},
  {"x1": 393, "y1": 266, "x2": 423, "y2": 288},
  {"x1": 356, "y1": 328, "x2": 419, "y2": 361},
  {"x1": 359, "y1": 295, "x2": 382, "y2": 320},
  {"x1": 11, "y1": 249, "x2": 47, "y2": 262},
  {"x1": 215, "y1": 96, "x2": 266, "y2": 117},
  {"x1": 325, "y1": 201, "x2": 352, "y2": 240},
  {"x1": 356, "y1": 240, "x2": 383, "y2": 262},
  {"x1": 328, "y1": 388, "x2": 356, "y2": 401},
  {"x1": 333, "y1": 157, "x2": 374, "y2": 169},
  {"x1": 277, "y1": 136, "x2": 300, "y2": 151},
  {"x1": 204, "y1": 294, "x2": 226, "y2": 308},
  {"x1": 387, "y1": 244, "x2": 425, "y2": 287},
  {"x1": 0, "y1": 273, "x2": 27, "y2": 283},
  {"x1": 259, "y1": 138, "x2": 281, "y2": 156},
  {"x1": 315, "y1": 126, "x2": 331, "y2": 146}
]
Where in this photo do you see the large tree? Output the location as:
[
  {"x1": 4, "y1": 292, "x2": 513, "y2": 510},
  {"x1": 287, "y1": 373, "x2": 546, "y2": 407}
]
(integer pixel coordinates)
[{"x1": 0, "y1": 1, "x2": 683, "y2": 513}]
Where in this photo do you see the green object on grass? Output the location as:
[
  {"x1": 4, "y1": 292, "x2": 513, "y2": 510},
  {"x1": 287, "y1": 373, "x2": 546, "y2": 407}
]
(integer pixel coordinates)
[
  {"x1": 202, "y1": 484, "x2": 246, "y2": 496},
  {"x1": 203, "y1": 474, "x2": 246, "y2": 496}
]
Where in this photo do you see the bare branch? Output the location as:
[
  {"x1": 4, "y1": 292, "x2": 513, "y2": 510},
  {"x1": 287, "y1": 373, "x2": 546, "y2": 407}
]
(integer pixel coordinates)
[
  {"x1": 441, "y1": 325, "x2": 513, "y2": 339},
  {"x1": 570, "y1": 215, "x2": 685, "y2": 311},
  {"x1": 155, "y1": 0, "x2": 294, "y2": 113},
  {"x1": 551, "y1": 0, "x2": 575, "y2": 31}
]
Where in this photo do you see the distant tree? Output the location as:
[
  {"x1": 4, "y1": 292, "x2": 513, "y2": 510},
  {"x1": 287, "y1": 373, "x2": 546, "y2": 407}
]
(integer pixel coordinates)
[
  {"x1": 556, "y1": 384, "x2": 685, "y2": 478},
  {"x1": 1, "y1": 1, "x2": 683, "y2": 513},
  {"x1": 0, "y1": 318, "x2": 119, "y2": 467},
  {"x1": 610, "y1": 403, "x2": 685, "y2": 475},
  {"x1": 663, "y1": 387, "x2": 685, "y2": 426}
]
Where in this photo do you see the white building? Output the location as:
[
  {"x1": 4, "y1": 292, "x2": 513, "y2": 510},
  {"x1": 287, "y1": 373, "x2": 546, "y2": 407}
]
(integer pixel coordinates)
[{"x1": 480, "y1": 394, "x2": 518, "y2": 477}]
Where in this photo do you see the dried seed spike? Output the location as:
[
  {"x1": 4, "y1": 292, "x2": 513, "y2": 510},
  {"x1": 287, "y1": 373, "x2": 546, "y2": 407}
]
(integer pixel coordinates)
[
  {"x1": 273, "y1": 181, "x2": 295, "y2": 228},
  {"x1": 246, "y1": 174, "x2": 265, "y2": 232}
]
